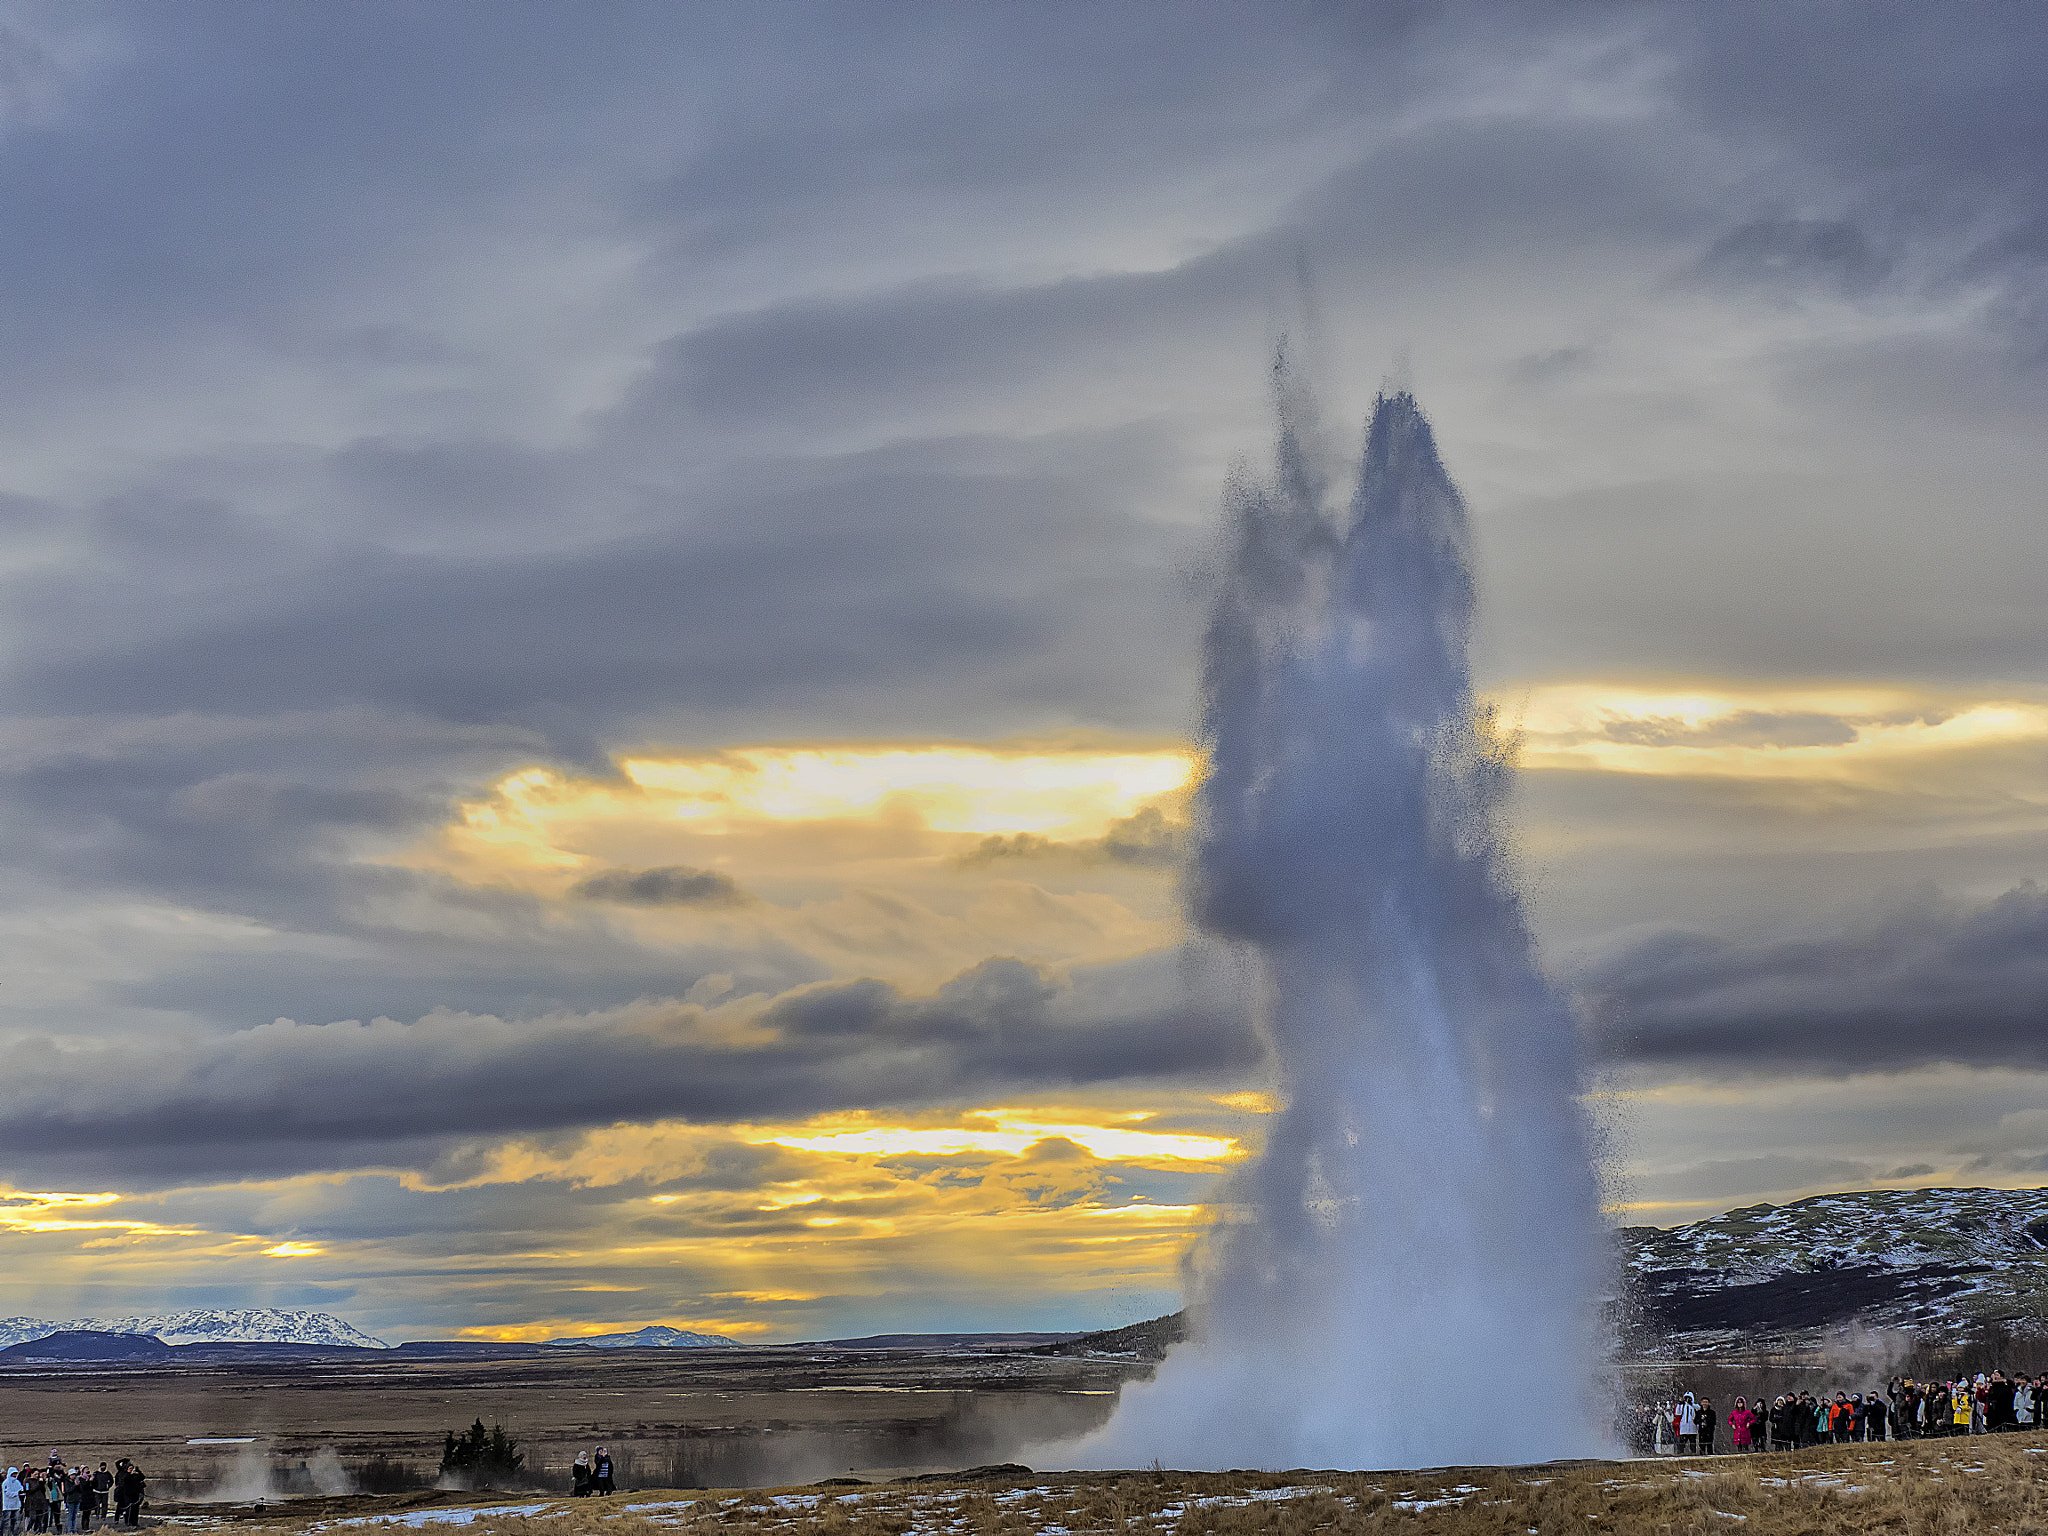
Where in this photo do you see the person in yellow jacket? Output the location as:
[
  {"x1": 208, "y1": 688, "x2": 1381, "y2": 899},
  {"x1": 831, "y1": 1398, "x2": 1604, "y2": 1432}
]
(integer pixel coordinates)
[{"x1": 1954, "y1": 1381, "x2": 1974, "y2": 1435}]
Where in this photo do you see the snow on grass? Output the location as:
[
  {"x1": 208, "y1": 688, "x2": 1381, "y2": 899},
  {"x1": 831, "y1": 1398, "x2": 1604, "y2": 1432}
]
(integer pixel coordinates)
[
  {"x1": 325, "y1": 1502, "x2": 559, "y2": 1528},
  {"x1": 1152, "y1": 1485, "x2": 1336, "y2": 1518}
]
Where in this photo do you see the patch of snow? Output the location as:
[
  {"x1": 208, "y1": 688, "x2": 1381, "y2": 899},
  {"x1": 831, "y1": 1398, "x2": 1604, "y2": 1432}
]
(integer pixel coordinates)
[{"x1": 332, "y1": 1501, "x2": 557, "y2": 1527}]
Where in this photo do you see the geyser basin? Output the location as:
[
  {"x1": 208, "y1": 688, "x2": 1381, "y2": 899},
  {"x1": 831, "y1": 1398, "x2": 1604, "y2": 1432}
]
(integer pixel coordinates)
[{"x1": 1068, "y1": 374, "x2": 1608, "y2": 1470}]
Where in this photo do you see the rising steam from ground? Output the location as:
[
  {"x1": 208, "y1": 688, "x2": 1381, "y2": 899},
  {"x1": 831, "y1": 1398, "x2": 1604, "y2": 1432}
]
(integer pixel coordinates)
[
  {"x1": 200, "y1": 1444, "x2": 275, "y2": 1503},
  {"x1": 1064, "y1": 364, "x2": 1609, "y2": 1469}
]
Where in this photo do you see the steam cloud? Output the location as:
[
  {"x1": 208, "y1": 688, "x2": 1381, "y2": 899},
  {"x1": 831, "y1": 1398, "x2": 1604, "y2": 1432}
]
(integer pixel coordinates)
[{"x1": 1067, "y1": 369, "x2": 1609, "y2": 1468}]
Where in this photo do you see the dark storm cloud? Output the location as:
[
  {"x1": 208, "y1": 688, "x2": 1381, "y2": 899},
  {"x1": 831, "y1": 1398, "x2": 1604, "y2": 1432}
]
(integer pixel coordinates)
[
  {"x1": 961, "y1": 808, "x2": 1184, "y2": 870},
  {"x1": 1599, "y1": 711, "x2": 1861, "y2": 750},
  {"x1": 572, "y1": 866, "x2": 749, "y2": 907},
  {"x1": 92, "y1": 869, "x2": 830, "y2": 1041},
  {"x1": 0, "y1": 952, "x2": 1260, "y2": 1182},
  {"x1": 1697, "y1": 218, "x2": 1894, "y2": 298},
  {"x1": 1663, "y1": 8, "x2": 2048, "y2": 353},
  {"x1": 3, "y1": 427, "x2": 1186, "y2": 745},
  {"x1": 637, "y1": 258, "x2": 1257, "y2": 435},
  {"x1": 1579, "y1": 884, "x2": 2048, "y2": 1074}
]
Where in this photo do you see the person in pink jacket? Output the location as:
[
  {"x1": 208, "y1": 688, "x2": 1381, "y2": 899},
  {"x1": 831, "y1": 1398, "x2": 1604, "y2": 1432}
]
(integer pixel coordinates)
[{"x1": 1728, "y1": 1396, "x2": 1756, "y2": 1452}]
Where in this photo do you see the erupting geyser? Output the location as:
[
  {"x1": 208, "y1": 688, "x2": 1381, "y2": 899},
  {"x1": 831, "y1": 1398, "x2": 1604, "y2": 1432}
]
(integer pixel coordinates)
[{"x1": 1071, "y1": 367, "x2": 1608, "y2": 1469}]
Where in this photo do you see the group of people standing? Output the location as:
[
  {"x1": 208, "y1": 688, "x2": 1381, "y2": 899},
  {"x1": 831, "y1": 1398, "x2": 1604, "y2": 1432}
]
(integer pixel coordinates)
[
  {"x1": 1642, "y1": 1371, "x2": 2048, "y2": 1455},
  {"x1": 568, "y1": 1448, "x2": 614, "y2": 1497},
  {"x1": 0, "y1": 1457, "x2": 145, "y2": 1532}
]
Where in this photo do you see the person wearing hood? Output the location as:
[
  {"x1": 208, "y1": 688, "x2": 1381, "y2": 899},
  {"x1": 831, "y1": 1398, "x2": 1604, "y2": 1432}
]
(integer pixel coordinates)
[
  {"x1": 571, "y1": 1454, "x2": 591, "y2": 1498},
  {"x1": 592, "y1": 1448, "x2": 614, "y2": 1496},
  {"x1": 1675, "y1": 1393, "x2": 1699, "y2": 1456},
  {"x1": 4, "y1": 1465, "x2": 23, "y2": 1536},
  {"x1": 1727, "y1": 1397, "x2": 1755, "y2": 1454}
]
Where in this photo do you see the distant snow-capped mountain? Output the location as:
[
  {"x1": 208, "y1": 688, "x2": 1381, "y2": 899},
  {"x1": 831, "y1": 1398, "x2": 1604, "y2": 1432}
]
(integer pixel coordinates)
[
  {"x1": 0, "y1": 1308, "x2": 386, "y2": 1349},
  {"x1": 543, "y1": 1325, "x2": 738, "y2": 1348}
]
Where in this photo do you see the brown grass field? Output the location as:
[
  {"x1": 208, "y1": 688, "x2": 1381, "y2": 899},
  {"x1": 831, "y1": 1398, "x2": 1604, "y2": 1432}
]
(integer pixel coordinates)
[
  {"x1": 15, "y1": 1351, "x2": 2048, "y2": 1531},
  {"x1": 156, "y1": 1432, "x2": 2048, "y2": 1536},
  {"x1": 0, "y1": 1348, "x2": 1137, "y2": 1491}
]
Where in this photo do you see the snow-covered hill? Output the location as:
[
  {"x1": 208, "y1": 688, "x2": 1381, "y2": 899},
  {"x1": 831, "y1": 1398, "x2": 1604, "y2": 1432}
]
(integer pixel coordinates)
[
  {"x1": 543, "y1": 1325, "x2": 738, "y2": 1347},
  {"x1": 0, "y1": 1308, "x2": 386, "y2": 1350},
  {"x1": 1622, "y1": 1187, "x2": 2048, "y2": 1281},
  {"x1": 1618, "y1": 1186, "x2": 2048, "y2": 1353}
]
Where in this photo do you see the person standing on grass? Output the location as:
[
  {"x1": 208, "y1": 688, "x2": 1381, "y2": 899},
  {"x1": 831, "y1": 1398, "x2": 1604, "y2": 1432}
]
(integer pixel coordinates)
[
  {"x1": 1700, "y1": 1398, "x2": 1718, "y2": 1454},
  {"x1": 4, "y1": 1464, "x2": 22, "y2": 1536},
  {"x1": 571, "y1": 1453, "x2": 590, "y2": 1497},
  {"x1": 1675, "y1": 1394, "x2": 1699, "y2": 1456},
  {"x1": 1955, "y1": 1380, "x2": 1974, "y2": 1436},
  {"x1": 592, "y1": 1447, "x2": 614, "y2": 1496},
  {"x1": 1727, "y1": 1397, "x2": 1754, "y2": 1453}
]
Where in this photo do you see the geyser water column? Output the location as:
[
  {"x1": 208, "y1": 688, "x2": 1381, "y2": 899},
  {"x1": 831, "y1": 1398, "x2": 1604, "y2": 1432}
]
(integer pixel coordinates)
[{"x1": 1073, "y1": 378, "x2": 1609, "y2": 1470}]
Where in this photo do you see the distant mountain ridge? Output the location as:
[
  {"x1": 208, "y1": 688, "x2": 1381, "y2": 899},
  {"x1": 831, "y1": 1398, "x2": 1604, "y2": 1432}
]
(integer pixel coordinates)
[
  {"x1": 542, "y1": 1325, "x2": 738, "y2": 1347},
  {"x1": 1618, "y1": 1186, "x2": 2048, "y2": 1353},
  {"x1": 0, "y1": 1308, "x2": 386, "y2": 1350},
  {"x1": 0, "y1": 1331, "x2": 175, "y2": 1361}
]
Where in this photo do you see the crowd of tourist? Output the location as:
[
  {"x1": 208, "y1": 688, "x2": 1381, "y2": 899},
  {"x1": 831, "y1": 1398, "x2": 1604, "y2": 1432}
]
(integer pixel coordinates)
[
  {"x1": 0, "y1": 1457, "x2": 145, "y2": 1532},
  {"x1": 1636, "y1": 1372, "x2": 2048, "y2": 1455}
]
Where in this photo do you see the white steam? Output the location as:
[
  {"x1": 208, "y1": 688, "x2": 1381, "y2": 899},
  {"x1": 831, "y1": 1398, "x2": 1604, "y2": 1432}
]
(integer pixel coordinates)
[
  {"x1": 202, "y1": 1444, "x2": 274, "y2": 1503},
  {"x1": 307, "y1": 1447, "x2": 354, "y2": 1496},
  {"x1": 1067, "y1": 372, "x2": 1609, "y2": 1469}
]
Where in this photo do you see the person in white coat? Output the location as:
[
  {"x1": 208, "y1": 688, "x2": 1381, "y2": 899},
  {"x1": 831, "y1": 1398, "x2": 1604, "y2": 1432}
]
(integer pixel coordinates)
[
  {"x1": 4, "y1": 1465, "x2": 25, "y2": 1536},
  {"x1": 1676, "y1": 1393, "x2": 1701, "y2": 1456}
]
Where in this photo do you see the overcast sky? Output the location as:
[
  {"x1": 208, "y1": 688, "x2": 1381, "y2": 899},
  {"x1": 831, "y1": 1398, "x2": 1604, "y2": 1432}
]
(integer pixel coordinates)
[{"x1": 2, "y1": 1, "x2": 2045, "y2": 1343}]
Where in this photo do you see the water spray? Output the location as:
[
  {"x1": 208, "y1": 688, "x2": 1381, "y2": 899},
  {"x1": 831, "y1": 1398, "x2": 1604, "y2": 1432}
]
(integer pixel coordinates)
[{"x1": 1071, "y1": 364, "x2": 1609, "y2": 1469}]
